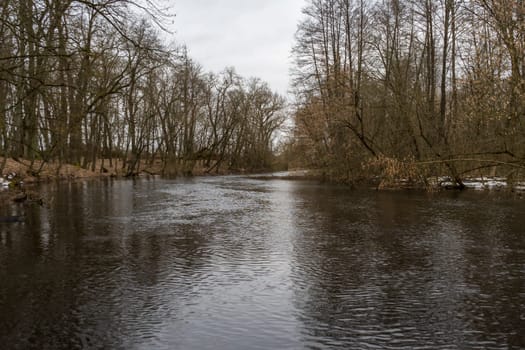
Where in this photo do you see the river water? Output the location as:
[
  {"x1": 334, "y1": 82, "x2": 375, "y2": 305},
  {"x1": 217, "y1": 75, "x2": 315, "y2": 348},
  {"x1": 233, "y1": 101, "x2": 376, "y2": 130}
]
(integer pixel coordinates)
[{"x1": 1, "y1": 177, "x2": 524, "y2": 349}]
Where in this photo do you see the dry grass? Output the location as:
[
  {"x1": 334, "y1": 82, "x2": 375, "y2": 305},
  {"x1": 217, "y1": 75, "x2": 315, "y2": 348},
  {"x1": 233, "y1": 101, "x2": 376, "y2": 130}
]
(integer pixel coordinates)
[
  {"x1": 365, "y1": 155, "x2": 426, "y2": 190},
  {"x1": 0, "y1": 158, "x2": 113, "y2": 183},
  {"x1": 0, "y1": 157, "x2": 228, "y2": 183}
]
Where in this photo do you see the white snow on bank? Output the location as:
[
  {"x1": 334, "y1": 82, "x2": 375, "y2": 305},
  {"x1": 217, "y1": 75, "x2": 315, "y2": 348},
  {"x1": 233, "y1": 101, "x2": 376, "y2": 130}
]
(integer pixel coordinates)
[
  {"x1": 433, "y1": 176, "x2": 525, "y2": 191},
  {"x1": 514, "y1": 182, "x2": 525, "y2": 191},
  {"x1": 0, "y1": 178, "x2": 10, "y2": 189},
  {"x1": 464, "y1": 178, "x2": 507, "y2": 190},
  {"x1": 0, "y1": 173, "x2": 16, "y2": 189}
]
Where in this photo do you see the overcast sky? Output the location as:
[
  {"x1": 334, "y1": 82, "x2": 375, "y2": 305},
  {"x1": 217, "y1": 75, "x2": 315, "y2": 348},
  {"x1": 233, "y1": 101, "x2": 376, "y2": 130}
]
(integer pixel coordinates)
[{"x1": 169, "y1": 0, "x2": 305, "y2": 96}]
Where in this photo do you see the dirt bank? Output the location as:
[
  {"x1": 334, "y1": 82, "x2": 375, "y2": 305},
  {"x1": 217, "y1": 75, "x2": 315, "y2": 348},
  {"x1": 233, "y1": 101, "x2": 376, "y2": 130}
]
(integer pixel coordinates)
[
  {"x1": 0, "y1": 157, "x2": 158, "y2": 208},
  {"x1": 0, "y1": 157, "x2": 168, "y2": 184}
]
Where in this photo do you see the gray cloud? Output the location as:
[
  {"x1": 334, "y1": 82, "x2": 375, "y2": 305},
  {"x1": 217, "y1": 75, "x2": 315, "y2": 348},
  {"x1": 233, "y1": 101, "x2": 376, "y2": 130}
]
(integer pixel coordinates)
[{"x1": 170, "y1": 0, "x2": 304, "y2": 96}]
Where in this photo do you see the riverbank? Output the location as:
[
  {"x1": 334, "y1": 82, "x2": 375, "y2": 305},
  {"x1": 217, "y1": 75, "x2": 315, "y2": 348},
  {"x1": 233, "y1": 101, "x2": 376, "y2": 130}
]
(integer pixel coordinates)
[
  {"x1": 246, "y1": 170, "x2": 322, "y2": 181},
  {"x1": 0, "y1": 157, "x2": 277, "y2": 207},
  {"x1": 1, "y1": 157, "x2": 524, "y2": 207},
  {"x1": 0, "y1": 157, "x2": 143, "y2": 208},
  {"x1": 0, "y1": 157, "x2": 161, "y2": 184},
  {"x1": 0, "y1": 157, "x2": 262, "y2": 186},
  {"x1": 247, "y1": 170, "x2": 525, "y2": 194}
]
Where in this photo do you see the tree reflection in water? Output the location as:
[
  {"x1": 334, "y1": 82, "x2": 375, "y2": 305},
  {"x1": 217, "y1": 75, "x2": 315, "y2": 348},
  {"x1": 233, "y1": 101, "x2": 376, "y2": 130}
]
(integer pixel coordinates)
[{"x1": 1, "y1": 178, "x2": 524, "y2": 349}]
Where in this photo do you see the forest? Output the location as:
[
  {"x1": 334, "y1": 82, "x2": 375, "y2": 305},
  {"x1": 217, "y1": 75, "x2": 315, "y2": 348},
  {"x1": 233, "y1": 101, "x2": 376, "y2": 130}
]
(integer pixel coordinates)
[
  {"x1": 0, "y1": 0, "x2": 286, "y2": 177},
  {"x1": 1, "y1": 0, "x2": 524, "y2": 187},
  {"x1": 288, "y1": 0, "x2": 525, "y2": 188}
]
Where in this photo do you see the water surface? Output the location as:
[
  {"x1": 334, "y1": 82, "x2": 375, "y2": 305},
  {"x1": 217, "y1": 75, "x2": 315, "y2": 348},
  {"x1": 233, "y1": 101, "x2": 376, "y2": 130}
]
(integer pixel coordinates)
[{"x1": 1, "y1": 177, "x2": 524, "y2": 349}]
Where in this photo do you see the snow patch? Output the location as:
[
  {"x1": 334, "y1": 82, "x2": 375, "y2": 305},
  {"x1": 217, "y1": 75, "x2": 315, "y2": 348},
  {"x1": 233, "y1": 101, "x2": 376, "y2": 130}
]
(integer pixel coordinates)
[
  {"x1": 0, "y1": 177, "x2": 10, "y2": 189},
  {"x1": 0, "y1": 172, "x2": 18, "y2": 189},
  {"x1": 435, "y1": 176, "x2": 525, "y2": 192}
]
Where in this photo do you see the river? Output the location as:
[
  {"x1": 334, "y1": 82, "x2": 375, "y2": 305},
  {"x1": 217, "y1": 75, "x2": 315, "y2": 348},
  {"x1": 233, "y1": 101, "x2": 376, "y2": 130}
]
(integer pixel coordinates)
[{"x1": 1, "y1": 176, "x2": 524, "y2": 349}]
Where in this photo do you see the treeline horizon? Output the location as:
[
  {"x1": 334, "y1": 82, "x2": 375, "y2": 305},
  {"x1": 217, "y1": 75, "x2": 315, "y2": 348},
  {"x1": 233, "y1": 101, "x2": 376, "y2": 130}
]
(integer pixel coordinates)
[
  {"x1": 2, "y1": 0, "x2": 525, "y2": 185},
  {"x1": 286, "y1": 0, "x2": 525, "y2": 187},
  {"x1": 0, "y1": 0, "x2": 286, "y2": 177}
]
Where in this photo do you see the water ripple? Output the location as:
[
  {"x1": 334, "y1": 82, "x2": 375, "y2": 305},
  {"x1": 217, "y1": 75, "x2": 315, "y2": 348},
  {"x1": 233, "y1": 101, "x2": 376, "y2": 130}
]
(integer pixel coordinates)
[{"x1": 1, "y1": 179, "x2": 524, "y2": 349}]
